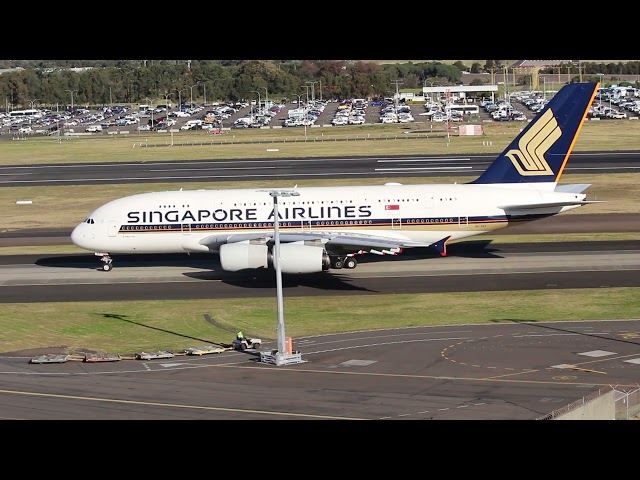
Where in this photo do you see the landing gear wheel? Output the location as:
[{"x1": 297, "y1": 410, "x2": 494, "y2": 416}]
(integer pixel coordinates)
[
  {"x1": 344, "y1": 257, "x2": 357, "y2": 269},
  {"x1": 100, "y1": 254, "x2": 113, "y2": 272},
  {"x1": 332, "y1": 258, "x2": 344, "y2": 269}
]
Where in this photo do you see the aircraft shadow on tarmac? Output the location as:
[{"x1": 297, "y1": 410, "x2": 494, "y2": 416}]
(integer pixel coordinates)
[
  {"x1": 34, "y1": 240, "x2": 503, "y2": 270},
  {"x1": 185, "y1": 269, "x2": 377, "y2": 292}
]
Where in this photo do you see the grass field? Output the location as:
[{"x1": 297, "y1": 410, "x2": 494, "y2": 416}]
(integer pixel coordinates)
[
  {"x1": 3, "y1": 121, "x2": 640, "y2": 166},
  {"x1": 2, "y1": 119, "x2": 639, "y2": 355},
  {"x1": 3, "y1": 289, "x2": 640, "y2": 356}
]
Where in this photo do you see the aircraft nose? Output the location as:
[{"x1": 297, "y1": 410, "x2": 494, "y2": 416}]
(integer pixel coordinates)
[{"x1": 71, "y1": 223, "x2": 90, "y2": 249}]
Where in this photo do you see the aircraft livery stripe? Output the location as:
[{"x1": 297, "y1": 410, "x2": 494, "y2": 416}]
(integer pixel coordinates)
[{"x1": 117, "y1": 214, "x2": 550, "y2": 233}]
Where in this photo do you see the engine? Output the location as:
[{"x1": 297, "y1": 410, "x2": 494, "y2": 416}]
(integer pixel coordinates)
[{"x1": 219, "y1": 243, "x2": 330, "y2": 274}]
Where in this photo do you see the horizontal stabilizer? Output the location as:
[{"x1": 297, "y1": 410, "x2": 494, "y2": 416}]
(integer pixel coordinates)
[{"x1": 498, "y1": 200, "x2": 605, "y2": 210}]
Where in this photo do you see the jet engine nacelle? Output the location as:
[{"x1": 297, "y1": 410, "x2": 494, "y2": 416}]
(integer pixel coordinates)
[{"x1": 219, "y1": 243, "x2": 330, "y2": 274}]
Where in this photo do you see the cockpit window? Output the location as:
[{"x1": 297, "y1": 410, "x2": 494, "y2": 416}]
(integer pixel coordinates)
[{"x1": 84, "y1": 218, "x2": 95, "y2": 224}]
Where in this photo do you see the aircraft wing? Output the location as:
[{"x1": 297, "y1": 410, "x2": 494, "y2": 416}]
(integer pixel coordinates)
[{"x1": 197, "y1": 231, "x2": 434, "y2": 254}]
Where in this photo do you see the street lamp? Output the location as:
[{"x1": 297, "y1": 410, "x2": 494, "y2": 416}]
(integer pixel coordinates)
[
  {"x1": 306, "y1": 81, "x2": 318, "y2": 102},
  {"x1": 188, "y1": 85, "x2": 196, "y2": 107},
  {"x1": 197, "y1": 81, "x2": 206, "y2": 106},
  {"x1": 28, "y1": 99, "x2": 39, "y2": 127},
  {"x1": 257, "y1": 188, "x2": 302, "y2": 365},
  {"x1": 261, "y1": 86, "x2": 268, "y2": 110},
  {"x1": 291, "y1": 93, "x2": 303, "y2": 108},
  {"x1": 144, "y1": 97, "x2": 153, "y2": 130},
  {"x1": 65, "y1": 89, "x2": 78, "y2": 112},
  {"x1": 176, "y1": 89, "x2": 187, "y2": 110},
  {"x1": 253, "y1": 90, "x2": 261, "y2": 114}
]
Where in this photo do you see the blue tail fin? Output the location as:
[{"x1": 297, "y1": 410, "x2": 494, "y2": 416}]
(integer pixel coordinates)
[{"x1": 469, "y1": 81, "x2": 598, "y2": 186}]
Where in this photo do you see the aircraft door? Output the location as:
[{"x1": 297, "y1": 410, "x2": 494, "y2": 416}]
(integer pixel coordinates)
[
  {"x1": 424, "y1": 193, "x2": 434, "y2": 210},
  {"x1": 458, "y1": 216, "x2": 469, "y2": 229},
  {"x1": 181, "y1": 223, "x2": 191, "y2": 235},
  {"x1": 108, "y1": 221, "x2": 119, "y2": 237}
]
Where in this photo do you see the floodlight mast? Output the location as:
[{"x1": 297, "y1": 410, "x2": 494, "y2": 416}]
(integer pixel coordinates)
[{"x1": 259, "y1": 188, "x2": 300, "y2": 356}]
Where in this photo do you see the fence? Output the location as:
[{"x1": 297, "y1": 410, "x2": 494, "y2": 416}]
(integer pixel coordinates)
[{"x1": 537, "y1": 385, "x2": 640, "y2": 420}]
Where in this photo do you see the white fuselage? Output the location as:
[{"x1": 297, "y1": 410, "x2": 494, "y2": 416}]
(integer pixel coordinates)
[{"x1": 71, "y1": 183, "x2": 584, "y2": 254}]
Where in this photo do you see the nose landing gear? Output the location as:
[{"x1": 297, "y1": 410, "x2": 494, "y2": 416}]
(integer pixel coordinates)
[{"x1": 99, "y1": 254, "x2": 113, "y2": 271}]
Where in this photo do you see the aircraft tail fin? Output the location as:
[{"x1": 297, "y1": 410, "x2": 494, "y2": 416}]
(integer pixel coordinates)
[{"x1": 469, "y1": 81, "x2": 599, "y2": 188}]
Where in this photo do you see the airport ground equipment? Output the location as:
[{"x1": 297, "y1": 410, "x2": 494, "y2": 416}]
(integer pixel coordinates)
[
  {"x1": 184, "y1": 345, "x2": 227, "y2": 355},
  {"x1": 30, "y1": 354, "x2": 70, "y2": 364},
  {"x1": 135, "y1": 351, "x2": 175, "y2": 360},
  {"x1": 232, "y1": 338, "x2": 262, "y2": 351},
  {"x1": 84, "y1": 353, "x2": 122, "y2": 362}
]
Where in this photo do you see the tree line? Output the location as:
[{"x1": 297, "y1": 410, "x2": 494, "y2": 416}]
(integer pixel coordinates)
[{"x1": 1, "y1": 60, "x2": 638, "y2": 111}]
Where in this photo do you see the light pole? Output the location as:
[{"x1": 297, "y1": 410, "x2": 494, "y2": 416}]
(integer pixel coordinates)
[
  {"x1": 28, "y1": 99, "x2": 39, "y2": 127},
  {"x1": 145, "y1": 97, "x2": 153, "y2": 130},
  {"x1": 291, "y1": 93, "x2": 303, "y2": 107},
  {"x1": 424, "y1": 80, "x2": 438, "y2": 102},
  {"x1": 197, "y1": 81, "x2": 206, "y2": 106},
  {"x1": 261, "y1": 86, "x2": 268, "y2": 110},
  {"x1": 306, "y1": 81, "x2": 318, "y2": 102},
  {"x1": 257, "y1": 188, "x2": 301, "y2": 364},
  {"x1": 176, "y1": 89, "x2": 186, "y2": 111},
  {"x1": 65, "y1": 89, "x2": 78, "y2": 112},
  {"x1": 163, "y1": 93, "x2": 171, "y2": 113},
  {"x1": 503, "y1": 65, "x2": 509, "y2": 101},
  {"x1": 188, "y1": 85, "x2": 196, "y2": 107},
  {"x1": 253, "y1": 90, "x2": 261, "y2": 114}
]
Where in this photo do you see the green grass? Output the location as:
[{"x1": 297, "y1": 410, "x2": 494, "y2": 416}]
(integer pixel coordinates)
[
  {"x1": 2, "y1": 289, "x2": 639, "y2": 355},
  {"x1": 4, "y1": 121, "x2": 640, "y2": 166}
]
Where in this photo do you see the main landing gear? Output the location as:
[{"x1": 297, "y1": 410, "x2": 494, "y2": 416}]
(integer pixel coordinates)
[
  {"x1": 330, "y1": 256, "x2": 357, "y2": 270},
  {"x1": 99, "y1": 254, "x2": 113, "y2": 271}
]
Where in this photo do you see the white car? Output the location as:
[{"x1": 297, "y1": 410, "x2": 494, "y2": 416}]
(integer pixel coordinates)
[{"x1": 137, "y1": 124, "x2": 151, "y2": 131}]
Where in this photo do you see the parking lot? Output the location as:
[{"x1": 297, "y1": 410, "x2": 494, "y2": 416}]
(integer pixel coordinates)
[{"x1": 2, "y1": 84, "x2": 638, "y2": 139}]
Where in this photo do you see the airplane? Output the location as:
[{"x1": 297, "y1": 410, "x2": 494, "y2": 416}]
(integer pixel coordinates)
[{"x1": 71, "y1": 81, "x2": 602, "y2": 274}]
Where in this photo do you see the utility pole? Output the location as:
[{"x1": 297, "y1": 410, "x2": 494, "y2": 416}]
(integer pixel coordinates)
[
  {"x1": 391, "y1": 80, "x2": 403, "y2": 119},
  {"x1": 65, "y1": 89, "x2": 78, "y2": 112}
]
